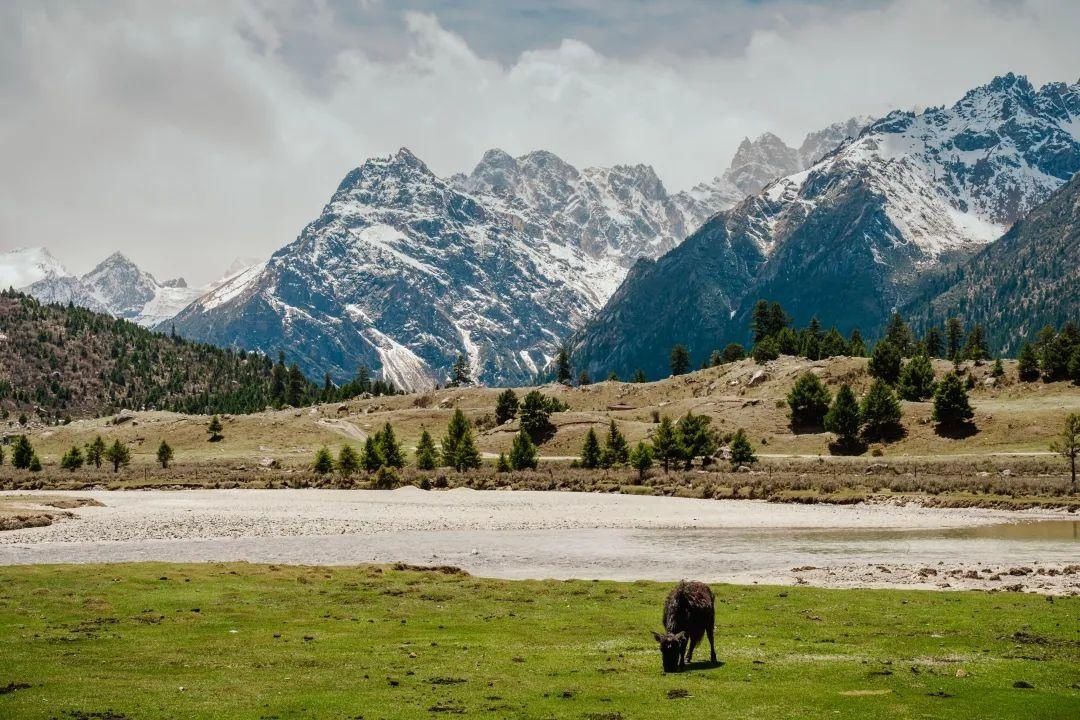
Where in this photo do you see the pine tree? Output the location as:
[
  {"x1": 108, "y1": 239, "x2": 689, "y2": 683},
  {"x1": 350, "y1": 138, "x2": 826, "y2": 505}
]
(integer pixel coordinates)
[
  {"x1": 378, "y1": 422, "x2": 405, "y2": 469},
  {"x1": 85, "y1": 436, "x2": 106, "y2": 469},
  {"x1": 61, "y1": 445, "x2": 84, "y2": 471},
  {"x1": 848, "y1": 329, "x2": 866, "y2": 357},
  {"x1": 313, "y1": 447, "x2": 334, "y2": 475},
  {"x1": 495, "y1": 388, "x2": 519, "y2": 425},
  {"x1": 104, "y1": 440, "x2": 131, "y2": 473},
  {"x1": 670, "y1": 345, "x2": 691, "y2": 376},
  {"x1": 868, "y1": 341, "x2": 902, "y2": 384},
  {"x1": 628, "y1": 441, "x2": 653, "y2": 483},
  {"x1": 555, "y1": 347, "x2": 573, "y2": 385},
  {"x1": 962, "y1": 324, "x2": 989, "y2": 362},
  {"x1": 709, "y1": 349, "x2": 723, "y2": 367},
  {"x1": 156, "y1": 440, "x2": 174, "y2": 469},
  {"x1": 651, "y1": 416, "x2": 682, "y2": 473},
  {"x1": 752, "y1": 337, "x2": 780, "y2": 364},
  {"x1": 932, "y1": 372, "x2": 974, "y2": 429},
  {"x1": 946, "y1": 317, "x2": 964, "y2": 361},
  {"x1": 675, "y1": 412, "x2": 717, "y2": 469},
  {"x1": 632, "y1": 369, "x2": 647, "y2": 383},
  {"x1": 270, "y1": 354, "x2": 287, "y2": 405},
  {"x1": 519, "y1": 391, "x2": 554, "y2": 441},
  {"x1": 496, "y1": 452, "x2": 511, "y2": 473},
  {"x1": 721, "y1": 343, "x2": 746, "y2": 363},
  {"x1": 1040, "y1": 331, "x2": 1072, "y2": 379},
  {"x1": 728, "y1": 428, "x2": 756, "y2": 468},
  {"x1": 29, "y1": 454, "x2": 42, "y2": 472},
  {"x1": 1017, "y1": 343, "x2": 1040, "y2": 381},
  {"x1": 206, "y1": 415, "x2": 224, "y2": 442},
  {"x1": 337, "y1": 444, "x2": 361, "y2": 476},
  {"x1": 509, "y1": 430, "x2": 538, "y2": 470},
  {"x1": 1069, "y1": 346, "x2": 1080, "y2": 383},
  {"x1": 286, "y1": 363, "x2": 306, "y2": 407},
  {"x1": 12, "y1": 435, "x2": 34, "y2": 470},
  {"x1": 448, "y1": 354, "x2": 471, "y2": 387},
  {"x1": 776, "y1": 327, "x2": 800, "y2": 355},
  {"x1": 860, "y1": 379, "x2": 903, "y2": 440},
  {"x1": 602, "y1": 420, "x2": 629, "y2": 467},
  {"x1": 923, "y1": 326, "x2": 944, "y2": 358},
  {"x1": 751, "y1": 300, "x2": 772, "y2": 344},
  {"x1": 607, "y1": 370, "x2": 620, "y2": 381},
  {"x1": 991, "y1": 358, "x2": 1005, "y2": 378},
  {"x1": 578, "y1": 370, "x2": 591, "y2": 386},
  {"x1": 442, "y1": 408, "x2": 481, "y2": 471},
  {"x1": 884, "y1": 313, "x2": 913, "y2": 355},
  {"x1": 801, "y1": 333, "x2": 821, "y2": 361},
  {"x1": 415, "y1": 430, "x2": 438, "y2": 471},
  {"x1": 1050, "y1": 413, "x2": 1079, "y2": 493},
  {"x1": 786, "y1": 372, "x2": 832, "y2": 428},
  {"x1": 580, "y1": 428, "x2": 602, "y2": 469},
  {"x1": 897, "y1": 353, "x2": 936, "y2": 401},
  {"x1": 362, "y1": 436, "x2": 383, "y2": 472},
  {"x1": 821, "y1": 328, "x2": 848, "y2": 358},
  {"x1": 824, "y1": 384, "x2": 861, "y2": 446}
]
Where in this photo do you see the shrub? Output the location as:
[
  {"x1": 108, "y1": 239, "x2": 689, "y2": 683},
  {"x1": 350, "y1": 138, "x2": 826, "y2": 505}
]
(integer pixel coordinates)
[
  {"x1": 61, "y1": 445, "x2": 84, "y2": 472},
  {"x1": 313, "y1": 447, "x2": 334, "y2": 474}
]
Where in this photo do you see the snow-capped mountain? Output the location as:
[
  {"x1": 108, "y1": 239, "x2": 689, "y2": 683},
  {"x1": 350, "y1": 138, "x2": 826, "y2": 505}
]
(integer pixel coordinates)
[
  {"x1": 452, "y1": 149, "x2": 716, "y2": 269},
  {"x1": 2, "y1": 248, "x2": 213, "y2": 326},
  {"x1": 167, "y1": 148, "x2": 626, "y2": 389},
  {"x1": 572, "y1": 74, "x2": 1080, "y2": 379},
  {"x1": 680, "y1": 117, "x2": 872, "y2": 210}
]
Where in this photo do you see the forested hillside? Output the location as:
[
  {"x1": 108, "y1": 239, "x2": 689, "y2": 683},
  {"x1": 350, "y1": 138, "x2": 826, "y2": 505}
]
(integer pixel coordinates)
[{"x1": 0, "y1": 292, "x2": 393, "y2": 422}]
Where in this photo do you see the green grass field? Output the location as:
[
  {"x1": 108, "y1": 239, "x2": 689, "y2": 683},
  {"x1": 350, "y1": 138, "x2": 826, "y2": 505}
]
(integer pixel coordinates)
[{"x1": 1, "y1": 563, "x2": 1078, "y2": 719}]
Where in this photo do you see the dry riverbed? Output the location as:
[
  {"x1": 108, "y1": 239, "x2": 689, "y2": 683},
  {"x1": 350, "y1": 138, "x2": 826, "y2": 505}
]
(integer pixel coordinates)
[{"x1": 0, "y1": 488, "x2": 1076, "y2": 594}]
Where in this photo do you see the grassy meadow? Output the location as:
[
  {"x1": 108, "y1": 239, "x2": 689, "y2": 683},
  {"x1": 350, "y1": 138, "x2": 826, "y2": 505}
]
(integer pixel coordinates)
[{"x1": 1, "y1": 563, "x2": 1078, "y2": 719}]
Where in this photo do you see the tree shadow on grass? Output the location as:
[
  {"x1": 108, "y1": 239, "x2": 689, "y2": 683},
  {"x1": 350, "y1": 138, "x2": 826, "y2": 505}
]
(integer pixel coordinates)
[
  {"x1": 682, "y1": 659, "x2": 725, "y2": 673},
  {"x1": 828, "y1": 438, "x2": 867, "y2": 456},
  {"x1": 862, "y1": 423, "x2": 908, "y2": 444},
  {"x1": 934, "y1": 421, "x2": 978, "y2": 439},
  {"x1": 789, "y1": 421, "x2": 826, "y2": 436}
]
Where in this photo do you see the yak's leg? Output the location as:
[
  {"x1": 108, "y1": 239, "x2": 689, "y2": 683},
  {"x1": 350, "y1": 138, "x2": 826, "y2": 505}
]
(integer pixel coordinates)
[
  {"x1": 707, "y1": 623, "x2": 717, "y2": 663},
  {"x1": 685, "y1": 635, "x2": 698, "y2": 664}
]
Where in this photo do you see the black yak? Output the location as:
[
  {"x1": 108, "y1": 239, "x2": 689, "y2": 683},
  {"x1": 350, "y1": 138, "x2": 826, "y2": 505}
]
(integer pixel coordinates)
[{"x1": 653, "y1": 580, "x2": 716, "y2": 672}]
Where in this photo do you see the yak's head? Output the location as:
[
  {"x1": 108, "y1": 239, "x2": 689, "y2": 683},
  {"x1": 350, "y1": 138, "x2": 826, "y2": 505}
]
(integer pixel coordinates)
[{"x1": 653, "y1": 630, "x2": 686, "y2": 672}]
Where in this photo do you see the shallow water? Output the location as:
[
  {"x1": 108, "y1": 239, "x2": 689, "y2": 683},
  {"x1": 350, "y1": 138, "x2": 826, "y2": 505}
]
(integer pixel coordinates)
[{"x1": 3, "y1": 519, "x2": 1075, "y2": 582}]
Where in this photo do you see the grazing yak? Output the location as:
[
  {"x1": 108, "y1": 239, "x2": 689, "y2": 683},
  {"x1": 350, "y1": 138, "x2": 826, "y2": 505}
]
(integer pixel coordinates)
[{"x1": 653, "y1": 580, "x2": 716, "y2": 672}]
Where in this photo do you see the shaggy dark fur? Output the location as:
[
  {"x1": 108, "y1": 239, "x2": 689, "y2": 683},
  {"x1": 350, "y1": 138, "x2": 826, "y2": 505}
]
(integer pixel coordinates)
[{"x1": 653, "y1": 580, "x2": 716, "y2": 672}]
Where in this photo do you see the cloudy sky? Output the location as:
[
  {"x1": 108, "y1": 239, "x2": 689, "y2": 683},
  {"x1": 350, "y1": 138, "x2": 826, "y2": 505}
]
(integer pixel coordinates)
[{"x1": 2, "y1": 0, "x2": 1079, "y2": 284}]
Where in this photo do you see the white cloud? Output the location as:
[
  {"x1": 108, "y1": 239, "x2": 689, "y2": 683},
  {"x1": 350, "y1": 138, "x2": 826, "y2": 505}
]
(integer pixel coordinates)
[{"x1": 1, "y1": 0, "x2": 1078, "y2": 284}]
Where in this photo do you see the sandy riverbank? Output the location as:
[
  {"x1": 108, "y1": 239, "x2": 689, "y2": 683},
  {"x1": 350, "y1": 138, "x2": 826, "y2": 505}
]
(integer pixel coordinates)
[{"x1": 0, "y1": 488, "x2": 1075, "y2": 594}]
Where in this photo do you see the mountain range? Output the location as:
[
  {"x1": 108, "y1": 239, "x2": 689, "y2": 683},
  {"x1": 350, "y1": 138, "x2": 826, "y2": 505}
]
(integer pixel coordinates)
[
  {"x1": 571, "y1": 73, "x2": 1080, "y2": 379},
  {"x1": 163, "y1": 118, "x2": 868, "y2": 389}
]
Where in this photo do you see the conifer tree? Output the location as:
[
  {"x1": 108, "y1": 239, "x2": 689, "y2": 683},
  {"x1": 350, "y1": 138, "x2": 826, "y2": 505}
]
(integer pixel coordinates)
[
  {"x1": 494, "y1": 388, "x2": 519, "y2": 425},
  {"x1": 1017, "y1": 343, "x2": 1040, "y2": 381},
  {"x1": 932, "y1": 372, "x2": 974, "y2": 429},
  {"x1": 85, "y1": 436, "x2": 106, "y2": 469},
  {"x1": 860, "y1": 379, "x2": 903, "y2": 440},
  {"x1": 786, "y1": 372, "x2": 832, "y2": 428},
  {"x1": 823, "y1": 384, "x2": 861, "y2": 447},
  {"x1": 415, "y1": 430, "x2": 437, "y2": 471},
  {"x1": 728, "y1": 428, "x2": 756, "y2": 468},
  {"x1": 821, "y1": 328, "x2": 848, "y2": 358},
  {"x1": 651, "y1": 416, "x2": 682, "y2": 473},
  {"x1": 362, "y1": 436, "x2": 383, "y2": 472},
  {"x1": 897, "y1": 353, "x2": 936, "y2": 401},
  {"x1": 946, "y1": 317, "x2": 964, "y2": 361},
  {"x1": 156, "y1": 440, "x2": 174, "y2": 469},
  {"x1": 270, "y1": 353, "x2": 287, "y2": 404},
  {"x1": 12, "y1": 435, "x2": 34, "y2": 470},
  {"x1": 448, "y1": 355, "x2": 471, "y2": 387},
  {"x1": 207, "y1": 415, "x2": 224, "y2": 442},
  {"x1": 518, "y1": 391, "x2": 554, "y2": 441},
  {"x1": 442, "y1": 409, "x2": 481, "y2": 471},
  {"x1": 991, "y1": 358, "x2": 1005, "y2": 378},
  {"x1": 884, "y1": 313, "x2": 913, "y2": 355},
  {"x1": 752, "y1": 337, "x2": 780, "y2": 364},
  {"x1": 775, "y1": 327, "x2": 800, "y2": 355},
  {"x1": 104, "y1": 440, "x2": 131, "y2": 473},
  {"x1": 1069, "y1": 347, "x2": 1080, "y2": 383},
  {"x1": 61, "y1": 445, "x2": 84, "y2": 471},
  {"x1": 923, "y1": 326, "x2": 944, "y2": 358},
  {"x1": 847, "y1": 329, "x2": 866, "y2": 357},
  {"x1": 675, "y1": 412, "x2": 717, "y2": 468},
  {"x1": 1039, "y1": 331, "x2": 1072, "y2": 379},
  {"x1": 286, "y1": 363, "x2": 306, "y2": 407},
  {"x1": 555, "y1": 347, "x2": 573, "y2": 385},
  {"x1": 580, "y1": 428, "x2": 602, "y2": 469},
  {"x1": 607, "y1": 370, "x2": 620, "y2": 381},
  {"x1": 578, "y1": 370, "x2": 591, "y2": 386},
  {"x1": 602, "y1": 420, "x2": 630, "y2": 467},
  {"x1": 313, "y1": 447, "x2": 334, "y2": 475},
  {"x1": 509, "y1": 429, "x2": 538, "y2": 470},
  {"x1": 0, "y1": 444, "x2": 4, "y2": 466},
  {"x1": 496, "y1": 452, "x2": 511, "y2": 473},
  {"x1": 868, "y1": 341, "x2": 902, "y2": 384},
  {"x1": 633, "y1": 369, "x2": 647, "y2": 383},
  {"x1": 337, "y1": 444, "x2": 360, "y2": 476},
  {"x1": 670, "y1": 345, "x2": 691, "y2": 376},
  {"x1": 962, "y1": 324, "x2": 989, "y2": 362},
  {"x1": 628, "y1": 441, "x2": 653, "y2": 483},
  {"x1": 721, "y1": 343, "x2": 746, "y2": 363},
  {"x1": 709, "y1": 349, "x2": 723, "y2": 367},
  {"x1": 378, "y1": 422, "x2": 405, "y2": 469},
  {"x1": 29, "y1": 454, "x2": 42, "y2": 472}
]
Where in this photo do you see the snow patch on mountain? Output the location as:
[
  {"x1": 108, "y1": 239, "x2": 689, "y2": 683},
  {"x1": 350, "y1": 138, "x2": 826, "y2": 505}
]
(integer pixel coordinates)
[{"x1": 0, "y1": 247, "x2": 69, "y2": 289}]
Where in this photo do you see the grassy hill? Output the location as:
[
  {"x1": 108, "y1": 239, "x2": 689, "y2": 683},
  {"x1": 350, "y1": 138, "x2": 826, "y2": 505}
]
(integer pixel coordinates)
[{"x1": 0, "y1": 292, "x2": 387, "y2": 423}]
